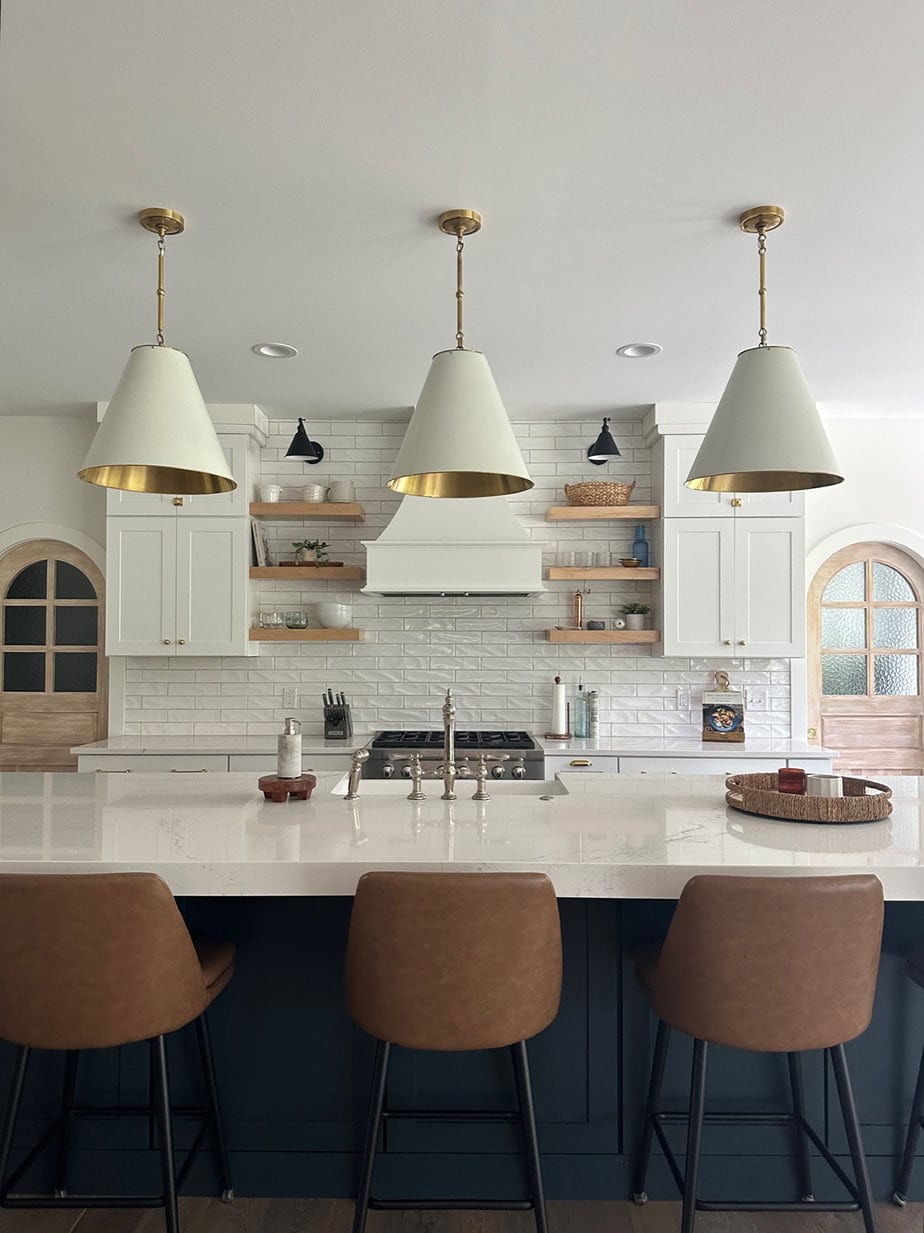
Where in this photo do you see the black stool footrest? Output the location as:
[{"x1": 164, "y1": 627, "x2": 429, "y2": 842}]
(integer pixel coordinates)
[{"x1": 370, "y1": 1198, "x2": 534, "y2": 1212}]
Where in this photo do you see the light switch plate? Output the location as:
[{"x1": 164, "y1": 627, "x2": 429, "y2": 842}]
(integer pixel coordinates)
[
  {"x1": 746, "y1": 687, "x2": 768, "y2": 711},
  {"x1": 675, "y1": 687, "x2": 690, "y2": 711}
]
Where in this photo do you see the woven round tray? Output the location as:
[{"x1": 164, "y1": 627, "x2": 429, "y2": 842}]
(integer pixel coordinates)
[
  {"x1": 725, "y1": 773, "x2": 892, "y2": 824},
  {"x1": 564, "y1": 480, "x2": 635, "y2": 506}
]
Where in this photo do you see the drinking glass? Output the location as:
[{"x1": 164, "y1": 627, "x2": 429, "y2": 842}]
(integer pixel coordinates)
[{"x1": 285, "y1": 610, "x2": 308, "y2": 629}]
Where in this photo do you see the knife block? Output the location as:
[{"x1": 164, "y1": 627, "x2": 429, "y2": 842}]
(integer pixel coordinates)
[{"x1": 324, "y1": 705, "x2": 353, "y2": 740}]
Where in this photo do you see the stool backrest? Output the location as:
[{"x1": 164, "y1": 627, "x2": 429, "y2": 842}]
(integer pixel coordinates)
[
  {"x1": 0, "y1": 873, "x2": 210, "y2": 1050},
  {"x1": 345, "y1": 872, "x2": 562, "y2": 1051},
  {"x1": 650, "y1": 873, "x2": 884, "y2": 1051}
]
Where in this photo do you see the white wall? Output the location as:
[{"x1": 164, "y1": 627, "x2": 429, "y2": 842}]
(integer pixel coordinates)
[
  {"x1": 805, "y1": 419, "x2": 924, "y2": 562},
  {"x1": 0, "y1": 415, "x2": 105, "y2": 551}
]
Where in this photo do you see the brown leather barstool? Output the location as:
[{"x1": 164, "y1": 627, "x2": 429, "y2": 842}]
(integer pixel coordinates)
[
  {"x1": 893, "y1": 944, "x2": 924, "y2": 1204},
  {"x1": 633, "y1": 873, "x2": 883, "y2": 1233},
  {"x1": 345, "y1": 871, "x2": 562, "y2": 1233},
  {"x1": 0, "y1": 872, "x2": 235, "y2": 1233}
]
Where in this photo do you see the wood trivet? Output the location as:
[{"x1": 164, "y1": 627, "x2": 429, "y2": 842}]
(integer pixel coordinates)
[{"x1": 258, "y1": 773, "x2": 317, "y2": 802}]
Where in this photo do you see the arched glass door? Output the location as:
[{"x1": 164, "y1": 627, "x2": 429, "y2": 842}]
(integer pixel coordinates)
[
  {"x1": 0, "y1": 540, "x2": 106, "y2": 770},
  {"x1": 809, "y1": 543, "x2": 923, "y2": 774}
]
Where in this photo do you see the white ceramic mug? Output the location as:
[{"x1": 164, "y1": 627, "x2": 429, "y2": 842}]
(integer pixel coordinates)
[
  {"x1": 302, "y1": 483, "x2": 326, "y2": 502},
  {"x1": 327, "y1": 480, "x2": 355, "y2": 502},
  {"x1": 317, "y1": 602, "x2": 352, "y2": 629},
  {"x1": 259, "y1": 484, "x2": 282, "y2": 503}
]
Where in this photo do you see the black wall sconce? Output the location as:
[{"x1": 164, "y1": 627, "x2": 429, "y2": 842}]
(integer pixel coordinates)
[
  {"x1": 285, "y1": 418, "x2": 325, "y2": 465},
  {"x1": 587, "y1": 417, "x2": 620, "y2": 465}
]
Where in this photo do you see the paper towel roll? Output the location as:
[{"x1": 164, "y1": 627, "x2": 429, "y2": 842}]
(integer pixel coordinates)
[{"x1": 551, "y1": 676, "x2": 568, "y2": 735}]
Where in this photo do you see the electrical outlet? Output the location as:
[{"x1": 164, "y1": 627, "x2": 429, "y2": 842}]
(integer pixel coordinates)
[
  {"x1": 675, "y1": 687, "x2": 690, "y2": 711},
  {"x1": 746, "y1": 687, "x2": 768, "y2": 711},
  {"x1": 282, "y1": 687, "x2": 298, "y2": 709}
]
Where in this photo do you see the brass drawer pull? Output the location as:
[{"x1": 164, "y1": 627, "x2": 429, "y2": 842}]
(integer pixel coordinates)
[
  {"x1": 95, "y1": 768, "x2": 133, "y2": 774},
  {"x1": 569, "y1": 759, "x2": 592, "y2": 767},
  {"x1": 170, "y1": 768, "x2": 209, "y2": 773}
]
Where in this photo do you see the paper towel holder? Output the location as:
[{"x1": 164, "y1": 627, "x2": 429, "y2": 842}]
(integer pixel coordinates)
[{"x1": 545, "y1": 673, "x2": 572, "y2": 740}]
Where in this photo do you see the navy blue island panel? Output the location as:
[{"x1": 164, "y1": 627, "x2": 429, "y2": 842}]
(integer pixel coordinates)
[{"x1": 1, "y1": 896, "x2": 923, "y2": 1202}]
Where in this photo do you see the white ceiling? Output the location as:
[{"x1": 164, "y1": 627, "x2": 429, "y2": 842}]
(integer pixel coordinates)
[{"x1": 2, "y1": 0, "x2": 923, "y2": 422}]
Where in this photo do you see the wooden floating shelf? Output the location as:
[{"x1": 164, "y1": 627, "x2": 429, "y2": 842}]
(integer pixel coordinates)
[
  {"x1": 249, "y1": 628, "x2": 363, "y2": 642},
  {"x1": 250, "y1": 502, "x2": 365, "y2": 521},
  {"x1": 546, "y1": 567, "x2": 659, "y2": 580},
  {"x1": 249, "y1": 566, "x2": 364, "y2": 580},
  {"x1": 546, "y1": 629, "x2": 660, "y2": 644},
  {"x1": 545, "y1": 504, "x2": 660, "y2": 521}
]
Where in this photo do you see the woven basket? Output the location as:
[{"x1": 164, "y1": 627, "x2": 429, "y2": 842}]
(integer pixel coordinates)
[
  {"x1": 564, "y1": 480, "x2": 635, "y2": 506},
  {"x1": 725, "y1": 773, "x2": 892, "y2": 824}
]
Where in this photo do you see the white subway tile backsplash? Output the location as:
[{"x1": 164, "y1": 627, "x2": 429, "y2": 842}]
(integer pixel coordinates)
[{"x1": 116, "y1": 416, "x2": 793, "y2": 740}]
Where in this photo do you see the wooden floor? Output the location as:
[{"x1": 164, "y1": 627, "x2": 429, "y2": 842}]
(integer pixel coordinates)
[{"x1": 0, "y1": 1199, "x2": 920, "y2": 1233}]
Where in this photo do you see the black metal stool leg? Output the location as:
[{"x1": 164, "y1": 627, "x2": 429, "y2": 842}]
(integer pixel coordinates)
[
  {"x1": 511, "y1": 1040, "x2": 549, "y2": 1233},
  {"x1": 894, "y1": 1037, "x2": 924, "y2": 1205},
  {"x1": 152, "y1": 1035, "x2": 180, "y2": 1233},
  {"x1": 352, "y1": 1039, "x2": 390, "y2": 1233},
  {"x1": 634, "y1": 1018, "x2": 671, "y2": 1204},
  {"x1": 195, "y1": 1014, "x2": 233, "y2": 1201},
  {"x1": 830, "y1": 1044, "x2": 877, "y2": 1233},
  {"x1": 53, "y1": 1050, "x2": 79, "y2": 1198},
  {"x1": 787, "y1": 1051, "x2": 814, "y2": 1202},
  {"x1": 0, "y1": 1046, "x2": 29, "y2": 1199},
  {"x1": 680, "y1": 1038, "x2": 708, "y2": 1233}
]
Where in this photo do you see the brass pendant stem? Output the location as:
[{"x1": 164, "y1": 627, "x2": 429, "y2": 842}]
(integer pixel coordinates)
[
  {"x1": 757, "y1": 227, "x2": 768, "y2": 346},
  {"x1": 156, "y1": 230, "x2": 166, "y2": 346},
  {"x1": 455, "y1": 233, "x2": 465, "y2": 349}
]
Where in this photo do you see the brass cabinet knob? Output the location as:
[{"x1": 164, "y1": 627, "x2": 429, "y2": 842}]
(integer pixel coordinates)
[
  {"x1": 723, "y1": 639, "x2": 732, "y2": 645},
  {"x1": 163, "y1": 638, "x2": 172, "y2": 645},
  {"x1": 178, "y1": 639, "x2": 186, "y2": 645},
  {"x1": 738, "y1": 640, "x2": 747, "y2": 645}
]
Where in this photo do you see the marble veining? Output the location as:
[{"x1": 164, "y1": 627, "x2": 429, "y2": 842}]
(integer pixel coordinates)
[{"x1": 0, "y1": 772, "x2": 921, "y2": 899}]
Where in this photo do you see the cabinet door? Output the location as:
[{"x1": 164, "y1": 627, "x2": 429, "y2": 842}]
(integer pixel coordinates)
[
  {"x1": 661, "y1": 435, "x2": 805, "y2": 518},
  {"x1": 106, "y1": 518, "x2": 177, "y2": 655},
  {"x1": 734, "y1": 518, "x2": 805, "y2": 657},
  {"x1": 106, "y1": 434, "x2": 247, "y2": 516},
  {"x1": 175, "y1": 518, "x2": 251, "y2": 656},
  {"x1": 661, "y1": 519, "x2": 735, "y2": 656}
]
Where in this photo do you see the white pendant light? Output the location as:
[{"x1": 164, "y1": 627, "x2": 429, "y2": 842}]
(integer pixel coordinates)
[
  {"x1": 388, "y1": 209, "x2": 532, "y2": 499},
  {"x1": 79, "y1": 208, "x2": 235, "y2": 495},
  {"x1": 685, "y1": 205, "x2": 843, "y2": 493}
]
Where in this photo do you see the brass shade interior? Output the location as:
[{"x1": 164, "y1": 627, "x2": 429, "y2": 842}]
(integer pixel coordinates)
[
  {"x1": 686, "y1": 469, "x2": 845, "y2": 494},
  {"x1": 387, "y1": 471, "x2": 534, "y2": 498},
  {"x1": 77, "y1": 464, "x2": 236, "y2": 495}
]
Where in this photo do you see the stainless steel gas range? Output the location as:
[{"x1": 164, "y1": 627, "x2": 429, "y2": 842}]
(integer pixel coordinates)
[{"x1": 365, "y1": 729, "x2": 544, "y2": 780}]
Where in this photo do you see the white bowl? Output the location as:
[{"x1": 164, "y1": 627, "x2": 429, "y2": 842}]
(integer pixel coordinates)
[{"x1": 317, "y1": 602, "x2": 352, "y2": 629}]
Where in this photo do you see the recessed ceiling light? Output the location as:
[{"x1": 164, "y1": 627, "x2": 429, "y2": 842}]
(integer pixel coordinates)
[
  {"x1": 252, "y1": 342, "x2": 298, "y2": 358},
  {"x1": 617, "y1": 342, "x2": 662, "y2": 358}
]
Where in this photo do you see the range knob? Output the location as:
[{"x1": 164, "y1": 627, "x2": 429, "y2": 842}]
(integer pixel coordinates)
[
  {"x1": 381, "y1": 762, "x2": 396, "y2": 779},
  {"x1": 491, "y1": 764, "x2": 506, "y2": 779},
  {"x1": 511, "y1": 763, "x2": 527, "y2": 780},
  {"x1": 400, "y1": 763, "x2": 414, "y2": 778}
]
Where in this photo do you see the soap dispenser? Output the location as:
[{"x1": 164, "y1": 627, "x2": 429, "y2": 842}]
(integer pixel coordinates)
[
  {"x1": 277, "y1": 716, "x2": 302, "y2": 779},
  {"x1": 572, "y1": 680, "x2": 589, "y2": 739}
]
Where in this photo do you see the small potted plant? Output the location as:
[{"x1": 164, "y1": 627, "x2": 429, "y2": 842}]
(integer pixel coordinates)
[
  {"x1": 291, "y1": 539, "x2": 330, "y2": 566},
  {"x1": 621, "y1": 601, "x2": 650, "y2": 630}
]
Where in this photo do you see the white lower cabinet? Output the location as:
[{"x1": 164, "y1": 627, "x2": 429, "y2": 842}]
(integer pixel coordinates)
[
  {"x1": 76, "y1": 755, "x2": 229, "y2": 773},
  {"x1": 545, "y1": 754, "x2": 620, "y2": 776},
  {"x1": 660, "y1": 517, "x2": 805, "y2": 658},
  {"x1": 620, "y1": 756, "x2": 784, "y2": 775},
  {"x1": 228, "y1": 754, "x2": 353, "y2": 774},
  {"x1": 107, "y1": 516, "x2": 253, "y2": 656}
]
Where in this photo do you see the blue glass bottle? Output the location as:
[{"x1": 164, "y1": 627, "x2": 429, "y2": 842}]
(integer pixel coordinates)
[{"x1": 631, "y1": 525, "x2": 649, "y2": 567}]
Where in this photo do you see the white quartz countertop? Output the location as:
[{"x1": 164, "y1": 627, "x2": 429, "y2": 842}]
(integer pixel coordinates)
[
  {"x1": 1, "y1": 771, "x2": 920, "y2": 900},
  {"x1": 71, "y1": 735, "x2": 374, "y2": 756},
  {"x1": 73, "y1": 735, "x2": 837, "y2": 759}
]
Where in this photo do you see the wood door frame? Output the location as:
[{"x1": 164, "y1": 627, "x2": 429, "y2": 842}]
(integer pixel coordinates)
[
  {"x1": 0, "y1": 539, "x2": 107, "y2": 769},
  {"x1": 808, "y1": 541, "x2": 923, "y2": 770}
]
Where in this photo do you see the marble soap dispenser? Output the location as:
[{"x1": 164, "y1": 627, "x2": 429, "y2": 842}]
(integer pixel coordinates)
[{"x1": 277, "y1": 716, "x2": 302, "y2": 779}]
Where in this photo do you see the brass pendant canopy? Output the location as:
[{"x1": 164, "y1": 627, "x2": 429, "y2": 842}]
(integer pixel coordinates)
[
  {"x1": 79, "y1": 208, "x2": 235, "y2": 495},
  {"x1": 388, "y1": 209, "x2": 532, "y2": 499},
  {"x1": 685, "y1": 205, "x2": 843, "y2": 494}
]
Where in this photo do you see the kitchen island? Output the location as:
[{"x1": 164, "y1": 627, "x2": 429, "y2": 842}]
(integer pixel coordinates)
[{"x1": 0, "y1": 771, "x2": 922, "y2": 1203}]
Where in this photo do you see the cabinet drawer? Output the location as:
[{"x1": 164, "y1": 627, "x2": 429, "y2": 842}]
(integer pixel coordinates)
[
  {"x1": 78, "y1": 755, "x2": 229, "y2": 773},
  {"x1": 228, "y1": 753, "x2": 353, "y2": 773},
  {"x1": 620, "y1": 756, "x2": 780, "y2": 775},
  {"x1": 545, "y1": 754, "x2": 619, "y2": 775}
]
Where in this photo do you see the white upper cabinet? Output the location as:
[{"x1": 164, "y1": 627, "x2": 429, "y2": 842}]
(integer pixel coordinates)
[
  {"x1": 660, "y1": 516, "x2": 805, "y2": 658},
  {"x1": 659, "y1": 435, "x2": 805, "y2": 519},
  {"x1": 105, "y1": 434, "x2": 254, "y2": 517},
  {"x1": 107, "y1": 516, "x2": 254, "y2": 656}
]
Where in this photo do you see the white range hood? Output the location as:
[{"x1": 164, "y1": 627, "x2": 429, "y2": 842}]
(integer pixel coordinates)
[{"x1": 363, "y1": 496, "x2": 546, "y2": 596}]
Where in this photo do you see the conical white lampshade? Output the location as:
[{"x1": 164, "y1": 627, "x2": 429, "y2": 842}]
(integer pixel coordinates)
[
  {"x1": 388, "y1": 349, "x2": 532, "y2": 498},
  {"x1": 685, "y1": 345, "x2": 843, "y2": 493},
  {"x1": 79, "y1": 345, "x2": 236, "y2": 494}
]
